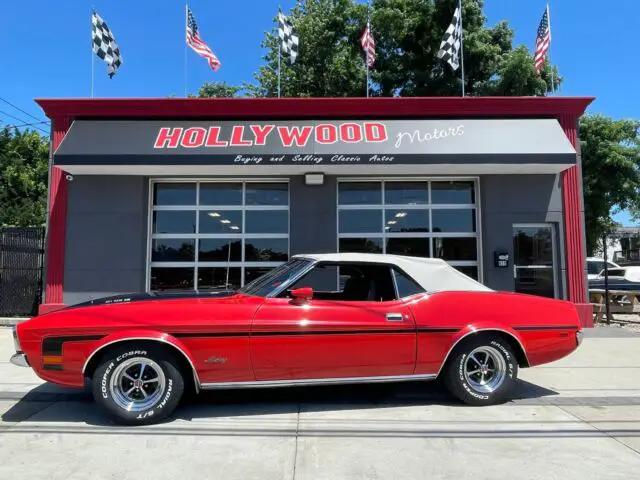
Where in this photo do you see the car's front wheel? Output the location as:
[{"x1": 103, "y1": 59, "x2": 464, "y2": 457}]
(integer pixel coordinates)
[
  {"x1": 442, "y1": 334, "x2": 518, "y2": 405},
  {"x1": 92, "y1": 345, "x2": 185, "y2": 425}
]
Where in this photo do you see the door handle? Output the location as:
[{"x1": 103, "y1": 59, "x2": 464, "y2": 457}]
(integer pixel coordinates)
[{"x1": 386, "y1": 313, "x2": 404, "y2": 322}]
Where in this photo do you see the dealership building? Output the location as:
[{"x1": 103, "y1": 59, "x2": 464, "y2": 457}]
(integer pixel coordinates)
[{"x1": 36, "y1": 96, "x2": 594, "y2": 325}]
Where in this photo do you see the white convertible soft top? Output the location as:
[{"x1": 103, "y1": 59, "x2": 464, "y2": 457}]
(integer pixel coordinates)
[{"x1": 293, "y1": 253, "x2": 493, "y2": 293}]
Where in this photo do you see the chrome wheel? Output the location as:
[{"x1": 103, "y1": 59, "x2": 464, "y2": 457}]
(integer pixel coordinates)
[
  {"x1": 109, "y1": 357, "x2": 166, "y2": 412},
  {"x1": 463, "y1": 346, "x2": 507, "y2": 394}
]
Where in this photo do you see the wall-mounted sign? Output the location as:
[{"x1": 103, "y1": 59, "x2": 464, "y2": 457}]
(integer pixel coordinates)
[
  {"x1": 54, "y1": 118, "x2": 576, "y2": 167},
  {"x1": 494, "y1": 252, "x2": 510, "y2": 268}
]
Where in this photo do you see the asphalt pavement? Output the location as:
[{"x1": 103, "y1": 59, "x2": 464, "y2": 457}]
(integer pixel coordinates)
[{"x1": 1, "y1": 326, "x2": 640, "y2": 479}]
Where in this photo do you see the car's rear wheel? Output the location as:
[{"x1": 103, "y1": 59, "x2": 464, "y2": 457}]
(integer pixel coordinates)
[
  {"x1": 92, "y1": 345, "x2": 184, "y2": 425},
  {"x1": 443, "y1": 334, "x2": 518, "y2": 405}
]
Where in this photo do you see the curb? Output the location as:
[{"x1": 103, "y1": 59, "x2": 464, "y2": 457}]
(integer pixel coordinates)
[{"x1": 0, "y1": 317, "x2": 30, "y2": 327}]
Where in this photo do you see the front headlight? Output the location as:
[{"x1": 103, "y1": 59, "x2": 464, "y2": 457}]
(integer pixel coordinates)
[{"x1": 12, "y1": 326, "x2": 22, "y2": 352}]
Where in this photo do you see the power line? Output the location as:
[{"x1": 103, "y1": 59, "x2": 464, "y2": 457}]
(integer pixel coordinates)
[
  {"x1": 0, "y1": 109, "x2": 49, "y2": 134},
  {"x1": 0, "y1": 97, "x2": 46, "y2": 123}
]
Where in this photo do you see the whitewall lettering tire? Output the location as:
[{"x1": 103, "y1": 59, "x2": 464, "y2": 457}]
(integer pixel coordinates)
[
  {"x1": 92, "y1": 346, "x2": 184, "y2": 425},
  {"x1": 443, "y1": 335, "x2": 518, "y2": 406}
]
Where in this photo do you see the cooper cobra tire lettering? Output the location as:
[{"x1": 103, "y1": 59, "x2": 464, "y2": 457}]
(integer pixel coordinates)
[
  {"x1": 92, "y1": 345, "x2": 185, "y2": 426},
  {"x1": 443, "y1": 333, "x2": 518, "y2": 406}
]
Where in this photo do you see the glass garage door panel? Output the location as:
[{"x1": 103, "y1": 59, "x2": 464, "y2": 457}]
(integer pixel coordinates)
[{"x1": 513, "y1": 225, "x2": 557, "y2": 298}]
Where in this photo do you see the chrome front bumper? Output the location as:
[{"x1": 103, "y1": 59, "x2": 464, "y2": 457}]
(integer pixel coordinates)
[{"x1": 10, "y1": 352, "x2": 29, "y2": 367}]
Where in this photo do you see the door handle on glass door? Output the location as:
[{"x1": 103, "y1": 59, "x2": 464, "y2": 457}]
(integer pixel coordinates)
[{"x1": 386, "y1": 313, "x2": 403, "y2": 322}]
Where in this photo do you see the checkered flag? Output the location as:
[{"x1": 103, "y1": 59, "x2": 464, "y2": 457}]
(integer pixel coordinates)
[
  {"x1": 278, "y1": 11, "x2": 299, "y2": 64},
  {"x1": 437, "y1": 6, "x2": 462, "y2": 71},
  {"x1": 91, "y1": 11, "x2": 122, "y2": 78}
]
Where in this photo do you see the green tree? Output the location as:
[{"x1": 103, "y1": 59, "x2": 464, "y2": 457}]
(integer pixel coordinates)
[
  {"x1": 194, "y1": 81, "x2": 245, "y2": 98},
  {"x1": 580, "y1": 115, "x2": 640, "y2": 255},
  {"x1": 221, "y1": 0, "x2": 559, "y2": 98},
  {"x1": 0, "y1": 127, "x2": 49, "y2": 227}
]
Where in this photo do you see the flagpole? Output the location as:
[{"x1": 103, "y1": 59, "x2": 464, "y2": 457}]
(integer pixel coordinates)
[
  {"x1": 366, "y1": 1, "x2": 370, "y2": 98},
  {"x1": 458, "y1": 0, "x2": 465, "y2": 96},
  {"x1": 91, "y1": 9, "x2": 95, "y2": 98},
  {"x1": 546, "y1": 3, "x2": 555, "y2": 94},
  {"x1": 277, "y1": 7, "x2": 282, "y2": 98},
  {"x1": 184, "y1": 3, "x2": 188, "y2": 97}
]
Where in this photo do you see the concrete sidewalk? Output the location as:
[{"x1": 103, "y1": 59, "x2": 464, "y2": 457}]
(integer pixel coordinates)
[{"x1": 1, "y1": 326, "x2": 639, "y2": 479}]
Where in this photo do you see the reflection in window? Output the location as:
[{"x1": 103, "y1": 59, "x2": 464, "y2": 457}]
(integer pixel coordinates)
[
  {"x1": 339, "y1": 210, "x2": 381, "y2": 234},
  {"x1": 431, "y1": 181, "x2": 475, "y2": 204},
  {"x1": 152, "y1": 239, "x2": 195, "y2": 262},
  {"x1": 153, "y1": 183, "x2": 196, "y2": 206},
  {"x1": 338, "y1": 180, "x2": 480, "y2": 282},
  {"x1": 199, "y1": 239, "x2": 242, "y2": 262},
  {"x1": 339, "y1": 238, "x2": 383, "y2": 254},
  {"x1": 153, "y1": 211, "x2": 196, "y2": 234},
  {"x1": 199, "y1": 183, "x2": 242, "y2": 206},
  {"x1": 393, "y1": 269, "x2": 426, "y2": 297},
  {"x1": 384, "y1": 210, "x2": 428, "y2": 233},
  {"x1": 150, "y1": 181, "x2": 289, "y2": 291},
  {"x1": 150, "y1": 267, "x2": 194, "y2": 290},
  {"x1": 198, "y1": 267, "x2": 242, "y2": 290}
]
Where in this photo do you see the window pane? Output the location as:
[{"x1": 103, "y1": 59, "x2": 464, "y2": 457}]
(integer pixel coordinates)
[
  {"x1": 199, "y1": 183, "x2": 242, "y2": 205},
  {"x1": 393, "y1": 269, "x2": 426, "y2": 297},
  {"x1": 431, "y1": 181, "x2": 475, "y2": 204},
  {"x1": 339, "y1": 210, "x2": 381, "y2": 234},
  {"x1": 245, "y1": 238, "x2": 288, "y2": 262},
  {"x1": 386, "y1": 238, "x2": 430, "y2": 257},
  {"x1": 338, "y1": 182, "x2": 381, "y2": 205},
  {"x1": 385, "y1": 209, "x2": 428, "y2": 233},
  {"x1": 199, "y1": 239, "x2": 242, "y2": 262},
  {"x1": 515, "y1": 268, "x2": 554, "y2": 298},
  {"x1": 432, "y1": 209, "x2": 476, "y2": 233},
  {"x1": 246, "y1": 210, "x2": 288, "y2": 234},
  {"x1": 454, "y1": 266, "x2": 478, "y2": 280},
  {"x1": 513, "y1": 226, "x2": 553, "y2": 266},
  {"x1": 246, "y1": 183, "x2": 288, "y2": 206},
  {"x1": 150, "y1": 267, "x2": 194, "y2": 290},
  {"x1": 339, "y1": 238, "x2": 383, "y2": 254},
  {"x1": 153, "y1": 211, "x2": 196, "y2": 234},
  {"x1": 384, "y1": 182, "x2": 428, "y2": 205},
  {"x1": 152, "y1": 239, "x2": 195, "y2": 262},
  {"x1": 198, "y1": 267, "x2": 242, "y2": 290},
  {"x1": 289, "y1": 265, "x2": 340, "y2": 291},
  {"x1": 153, "y1": 183, "x2": 196, "y2": 206},
  {"x1": 433, "y1": 237, "x2": 477, "y2": 261},
  {"x1": 244, "y1": 267, "x2": 277, "y2": 286},
  {"x1": 200, "y1": 210, "x2": 243, "y2": 234}
]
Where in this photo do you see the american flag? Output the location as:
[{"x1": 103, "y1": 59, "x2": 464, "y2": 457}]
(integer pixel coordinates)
[
  {"x1": 186, "y1": 6, "x2": 221, "y2": 71},
  {"x1": 534, "y1": 6, "x2": 551, "y2": 74},
  {"x1": 360, "y1": 22, "x2": 375, "y2": 68}
]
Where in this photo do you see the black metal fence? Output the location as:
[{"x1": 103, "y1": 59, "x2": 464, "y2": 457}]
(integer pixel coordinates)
[{"x1": 0, "y1": 227, "x2": 45, "y2": 317}]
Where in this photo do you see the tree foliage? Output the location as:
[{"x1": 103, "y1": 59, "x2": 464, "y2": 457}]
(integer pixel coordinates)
[
  {"x1": 194, "y1": 81, "x2": 245, "y2": 98},
  {"x1": 0, "y1": 127, "x2": 49, "y2": 227},
  {"x1": 201, "y1": 0, "x2": 559, "y2": 98},
  {"x1": 580, "y1": 115, "x2": 640, "y2": 254}
]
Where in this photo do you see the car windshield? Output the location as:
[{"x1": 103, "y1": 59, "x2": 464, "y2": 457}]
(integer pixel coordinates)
[{"x1": 238, "y1": 258, "x2": 313, "y2": 297}]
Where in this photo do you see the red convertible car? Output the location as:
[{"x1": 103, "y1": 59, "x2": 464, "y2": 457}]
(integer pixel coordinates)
[{"x1": 10, "y1": 253, "x2": 583, "y2": 425}]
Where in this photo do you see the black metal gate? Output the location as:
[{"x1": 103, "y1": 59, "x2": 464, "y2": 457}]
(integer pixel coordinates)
[{"x1": 0, "y1": 227, "x2": 45, "y2": 317}]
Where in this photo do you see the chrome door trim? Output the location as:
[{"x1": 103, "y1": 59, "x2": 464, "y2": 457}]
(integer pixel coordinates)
[
  {"x1": 200, "y1": 373, "x2": 437, "y2": 390},
  {"x1": 386, "y1": 313, "x2": 404, "y2": 322}
]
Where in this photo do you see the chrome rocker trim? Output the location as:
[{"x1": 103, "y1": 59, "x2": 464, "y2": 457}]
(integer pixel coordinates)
[
  {"x1": 10, "y1": 352, "x2": 30, "y2": 368},
  {"x1": 200, "y1": 373, "x2": 437, "y2": 390}
]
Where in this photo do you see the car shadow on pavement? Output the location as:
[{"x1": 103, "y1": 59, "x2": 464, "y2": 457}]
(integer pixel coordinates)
[{"x1": 1, "y1": 378, "x2": 558, "y2": 427}]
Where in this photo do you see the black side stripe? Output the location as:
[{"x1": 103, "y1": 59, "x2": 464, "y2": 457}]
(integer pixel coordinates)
[
  {"x1": 42, "y1": 335, "x2": 106, "y2": 356},
  {"x1": 514, "y1": 325, "x2": 579, "y2": 331}
]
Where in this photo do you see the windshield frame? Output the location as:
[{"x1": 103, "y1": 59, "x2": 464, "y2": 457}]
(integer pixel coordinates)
[{"x1": 238, "y1": 257, "x2": 316, "y2": 297}]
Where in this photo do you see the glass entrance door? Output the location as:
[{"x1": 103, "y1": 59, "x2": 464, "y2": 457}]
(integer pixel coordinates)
[{"x1": 512, "y1": 224, "x2": 558, "y2": 298}]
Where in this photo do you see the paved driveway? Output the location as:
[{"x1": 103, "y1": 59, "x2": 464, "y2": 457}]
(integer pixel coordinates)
[{"x1": 1, "y1": 326, "x2": 640, "y2": 479}]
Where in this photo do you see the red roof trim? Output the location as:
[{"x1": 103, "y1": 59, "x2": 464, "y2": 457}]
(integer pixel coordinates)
[{"x1": 35, "y1": 96, "x2": 594, "y2": 121}]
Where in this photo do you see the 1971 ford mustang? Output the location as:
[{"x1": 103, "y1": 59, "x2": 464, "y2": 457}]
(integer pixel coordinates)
[{"x1": 10, "y1": 253, "x2": 583, "y2": 425}]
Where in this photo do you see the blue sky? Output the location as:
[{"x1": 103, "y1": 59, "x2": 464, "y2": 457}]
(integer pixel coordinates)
[{"x1": 1, "y1": 0, "x2": 638, "y2": 223}]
